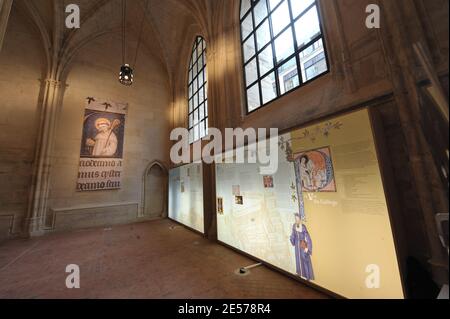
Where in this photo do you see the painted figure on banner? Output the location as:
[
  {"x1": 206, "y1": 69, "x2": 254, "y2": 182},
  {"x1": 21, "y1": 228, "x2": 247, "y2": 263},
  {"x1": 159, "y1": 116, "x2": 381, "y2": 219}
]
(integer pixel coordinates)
[
  {"x1": 85, "y1": 118, "x2": 120, "y2": 157},
  {"x1": 81, "y1": 109, "x2": 125, "y2": 159},
  {"x1": 290, "y1": 213, "x2": 315, "y2": 281}
]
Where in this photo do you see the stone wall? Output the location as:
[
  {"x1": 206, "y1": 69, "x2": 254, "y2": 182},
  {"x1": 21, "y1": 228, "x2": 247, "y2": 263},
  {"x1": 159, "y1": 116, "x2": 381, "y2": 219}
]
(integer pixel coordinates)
[
  {"x1": 167, "y1": 0, "x2": 449, "y2": 285},
  {"x1": 0, "y1": 0, "x2": 447, "y2": 287},
  {"x1": 0, "y1": 3, "x2": 171, "y2": 239},
  {"x1": 0, "y1": 7, "x2": 45, "y2": 239},
  {"x1": 47, "y1": 33, "x2": 171, "y2": 231}
]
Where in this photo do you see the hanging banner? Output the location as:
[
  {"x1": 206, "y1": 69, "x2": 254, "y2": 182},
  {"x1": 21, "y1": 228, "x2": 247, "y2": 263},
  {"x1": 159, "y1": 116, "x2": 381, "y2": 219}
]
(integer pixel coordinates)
[{"x1": 76, "y1": 97, "x2": 128, "y2": 192}]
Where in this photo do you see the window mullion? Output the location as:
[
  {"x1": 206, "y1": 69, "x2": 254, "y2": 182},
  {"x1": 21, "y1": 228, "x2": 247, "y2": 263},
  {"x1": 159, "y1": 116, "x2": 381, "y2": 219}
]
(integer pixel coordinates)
[
  {"x1": 315, "y1": 1, "x2": 330, "y2": 75},
  {"x1": 252, "y1": 1, "x2": 263, "y2": 107},
  {"x1": 268, "y1": 0, "x2": 280, "y2": 98},
  {"x1": 292, "y1": 2, "x2": 316, "y2": 23},
  {"x1": 287, "y1": 0, "x2": 303, "y2": 85}
]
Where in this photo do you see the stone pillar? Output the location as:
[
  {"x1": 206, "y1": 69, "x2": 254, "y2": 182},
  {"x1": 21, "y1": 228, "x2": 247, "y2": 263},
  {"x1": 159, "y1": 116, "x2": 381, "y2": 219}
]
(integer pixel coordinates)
[
  {"x1": 25, "y1": 78, "x2": 65, "y2": 236},
  {"x1": 0, "y1": 0, "x2": 13, "y2": 52},
  {"x1": 378, "y1": 0, "x2": 449, "y2": 286}
]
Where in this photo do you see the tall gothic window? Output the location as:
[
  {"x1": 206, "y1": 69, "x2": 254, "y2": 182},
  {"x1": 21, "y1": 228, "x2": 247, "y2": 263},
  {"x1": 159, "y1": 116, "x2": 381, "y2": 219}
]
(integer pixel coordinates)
[
  {"x1": 240, "y1": 0, "x2": 329, "y2": 113},
  {"x1": 188, "y1": 36, "x2": 208, "y2": 144}
]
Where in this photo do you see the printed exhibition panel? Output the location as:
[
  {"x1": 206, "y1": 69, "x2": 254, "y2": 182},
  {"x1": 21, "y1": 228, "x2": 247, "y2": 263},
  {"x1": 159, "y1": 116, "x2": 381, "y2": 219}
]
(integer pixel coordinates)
[
  {"x1": 169, "y1": 163, "x2": 205, "y2": 234},
  {"x1": 216, "y1": 109, "x2": 404, "y2": 298}
]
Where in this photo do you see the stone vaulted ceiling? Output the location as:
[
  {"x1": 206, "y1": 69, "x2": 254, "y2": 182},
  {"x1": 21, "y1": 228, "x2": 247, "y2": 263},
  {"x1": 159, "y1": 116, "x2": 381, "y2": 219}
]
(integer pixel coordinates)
[{"x1": 16, "y1": 0, "x2": 209, "y2": 83}]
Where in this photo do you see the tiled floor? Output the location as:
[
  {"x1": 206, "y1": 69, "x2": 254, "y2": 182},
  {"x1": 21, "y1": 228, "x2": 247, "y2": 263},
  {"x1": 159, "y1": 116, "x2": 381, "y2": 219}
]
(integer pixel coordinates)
[{"x1": 0, "y1": 219, "x2": 328, "y2": 299}]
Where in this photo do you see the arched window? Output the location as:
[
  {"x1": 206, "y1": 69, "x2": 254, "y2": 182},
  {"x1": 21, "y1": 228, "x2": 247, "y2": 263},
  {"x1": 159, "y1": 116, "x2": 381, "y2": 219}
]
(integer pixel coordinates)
[
  {"x1": 240, "y1": 0, "x2": 328, "y2": 113},
  {"x1": 188, "y1": 36, "x2": 208, "y2": 144}
]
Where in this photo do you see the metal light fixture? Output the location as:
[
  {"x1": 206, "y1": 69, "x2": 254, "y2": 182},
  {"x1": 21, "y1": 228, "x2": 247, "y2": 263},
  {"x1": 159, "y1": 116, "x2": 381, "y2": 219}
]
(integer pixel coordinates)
[
  {"x1": 119, "y1": 64, "x2": 133, "y2": 86},
  {"x1": 119, "y1": 0, "x2": 133, "y2": 86},
  {"x1": 118, "y1": 0, "x2": 149, "y2": 86}
]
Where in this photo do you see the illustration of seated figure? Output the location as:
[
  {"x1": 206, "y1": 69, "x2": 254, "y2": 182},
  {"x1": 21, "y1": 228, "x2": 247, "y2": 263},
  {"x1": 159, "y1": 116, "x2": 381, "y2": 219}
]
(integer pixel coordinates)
[
  {"x1": 314, "y1": 169, "x2": 327, "y2": 189},
  {"x1": 299, "y1": 155, "x2": 315, "y2": 189},
  {"x1": 86, "y1": 118, "x2": 118, "y2": 157}
]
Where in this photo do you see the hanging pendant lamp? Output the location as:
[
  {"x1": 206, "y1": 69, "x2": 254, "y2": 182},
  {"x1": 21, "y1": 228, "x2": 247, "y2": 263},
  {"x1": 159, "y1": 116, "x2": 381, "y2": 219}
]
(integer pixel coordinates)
[
  {"x1": 119, "y1": 0, "x2": 133, "y2": 86},
  {"x1": 119, "y1": 0, "x2": 149, "y2": 86},
  {"x1": 119, "y1": 64, "x2": 133, "y2": 86}
]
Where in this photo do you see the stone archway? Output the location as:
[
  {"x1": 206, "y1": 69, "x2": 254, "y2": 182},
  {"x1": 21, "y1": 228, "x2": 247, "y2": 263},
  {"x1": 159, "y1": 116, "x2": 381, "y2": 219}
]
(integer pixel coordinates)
[{"x1": 141, "y1": 161, "x2": 168, "y2": 219}]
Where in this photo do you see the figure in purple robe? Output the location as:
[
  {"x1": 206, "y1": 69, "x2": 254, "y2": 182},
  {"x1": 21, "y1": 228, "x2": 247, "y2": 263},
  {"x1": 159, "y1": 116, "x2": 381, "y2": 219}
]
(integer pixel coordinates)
[{"x1": 290, "y1": 214, "x2": 315, "y2": 281}]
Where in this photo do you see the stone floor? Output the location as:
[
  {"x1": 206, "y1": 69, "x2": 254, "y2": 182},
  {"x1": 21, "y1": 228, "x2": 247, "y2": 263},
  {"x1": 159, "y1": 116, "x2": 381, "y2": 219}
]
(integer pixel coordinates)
[{"x1": 0, "y1": 219, "x2": 328, "y2": 299}]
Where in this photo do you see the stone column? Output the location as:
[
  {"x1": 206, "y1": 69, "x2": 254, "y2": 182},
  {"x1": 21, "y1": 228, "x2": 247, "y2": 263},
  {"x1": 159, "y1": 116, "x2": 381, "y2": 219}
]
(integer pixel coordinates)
[
  {"x1": 0, "y1": 0, "x2": 13, "y2": 52},
  {"x1": 25, "y1": 78, "x2": 65, "y2": 236},
  {"x1": 378, "y1": 0, "x2": 449, "y2": 286}
]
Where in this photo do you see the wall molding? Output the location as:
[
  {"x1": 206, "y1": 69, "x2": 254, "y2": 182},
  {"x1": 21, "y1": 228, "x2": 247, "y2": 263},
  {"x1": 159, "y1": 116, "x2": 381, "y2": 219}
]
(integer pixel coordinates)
[
  {"x1": 50, "y1": 201, "x2": 140, "y2": 213},
  {"x1": 47, "y1": 202, "x2": 139, "y2": 232}
]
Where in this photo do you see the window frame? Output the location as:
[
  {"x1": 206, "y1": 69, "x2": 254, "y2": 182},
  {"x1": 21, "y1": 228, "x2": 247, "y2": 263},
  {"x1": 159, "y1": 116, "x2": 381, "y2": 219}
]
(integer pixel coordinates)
[
  {"x1": 304, "y1": 51, "x2": 327, "y2": 81},
  {"x1": 239, "y1": 0, "x2": 330, "y2": 114},
  {"x1": 187, "y1": 36, "x2": 209, "y2": 144}
]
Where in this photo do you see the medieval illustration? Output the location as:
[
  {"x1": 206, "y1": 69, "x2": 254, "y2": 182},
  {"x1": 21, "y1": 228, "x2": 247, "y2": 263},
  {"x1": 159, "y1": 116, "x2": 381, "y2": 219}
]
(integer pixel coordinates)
[
  {"x1": 290, "y1": 213, "x2": 315, "y2": 281},
  {"x1": 81, "y1": 109, "x2": 125, "y2": 159},
  {"x1": 295, "y1": 147, "x2": 336, "y2": 193}
]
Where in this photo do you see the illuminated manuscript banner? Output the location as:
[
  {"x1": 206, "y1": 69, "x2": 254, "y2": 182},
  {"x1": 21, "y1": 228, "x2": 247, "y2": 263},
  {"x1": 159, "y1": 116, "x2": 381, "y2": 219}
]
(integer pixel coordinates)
[
  {"x1": 77, "y1": 97, "x2": 128, "y2": 192},
  {"x1": 216, "y1": 108, "x2": 404, "y2": 299}
]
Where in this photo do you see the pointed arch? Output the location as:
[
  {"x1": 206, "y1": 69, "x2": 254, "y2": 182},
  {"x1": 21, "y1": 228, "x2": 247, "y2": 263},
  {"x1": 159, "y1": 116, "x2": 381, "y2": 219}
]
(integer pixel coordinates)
[
  {"x1": 141, "y1": 160, "x2": 169, "y2": 218},
  {"x1": 14, "y1": 0, "x2": 52, "y2": 76}
]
